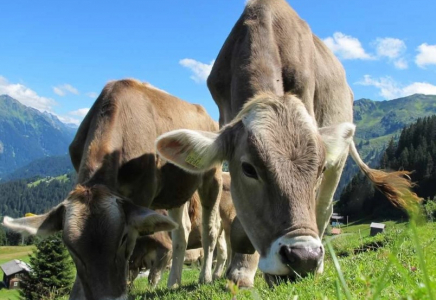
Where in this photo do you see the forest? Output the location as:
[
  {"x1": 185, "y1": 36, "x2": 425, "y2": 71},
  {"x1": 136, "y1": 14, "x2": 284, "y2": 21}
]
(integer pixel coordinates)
[{"x1": 338, "y1": 115, "x2": 436, "y2": 219}]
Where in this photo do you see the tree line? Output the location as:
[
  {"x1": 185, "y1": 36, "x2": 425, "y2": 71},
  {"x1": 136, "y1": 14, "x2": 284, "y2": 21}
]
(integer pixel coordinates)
[
  {"x1": 0, "y1": 173, "x2": 76, "y2": 245},
  {"x1": 338, "y1": 115, "x2": 436, "y2": 219}
]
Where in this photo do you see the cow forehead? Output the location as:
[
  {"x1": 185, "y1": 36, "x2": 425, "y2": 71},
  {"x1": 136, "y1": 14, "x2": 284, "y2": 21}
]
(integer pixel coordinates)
[
  {"x1": 64, "y1": 195, "x2": 124, "y2": 244},
  {"x1": 238, "y1": 94, "x2": 322, "y2": 167},
  {"x1": 239, "y1": 93, "x2": 317, "y2": 134}
]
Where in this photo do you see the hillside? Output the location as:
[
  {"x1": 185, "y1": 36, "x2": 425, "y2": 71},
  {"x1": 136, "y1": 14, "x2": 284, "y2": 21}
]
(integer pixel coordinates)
[
  {"x1": 0, "y1": 173, "x2": 76, "y2": 218},
  {"x1": 337, "y1": 94, "x2": 436, "y2": 197},
  {"x1": 0, "y1": 154, "x2": 73, "y2": 183},
  {"x1": 0, "y1": 95, "x2": 76, "y2": 178}
]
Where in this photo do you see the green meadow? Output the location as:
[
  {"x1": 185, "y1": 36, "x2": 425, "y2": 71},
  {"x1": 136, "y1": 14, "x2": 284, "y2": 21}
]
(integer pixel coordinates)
[
  {"x1": 129, "y1": 220, "x2": 436, "y2": 300},
  {"x1": 1, "y1": 221, "x2": 435, "y2": 300}
]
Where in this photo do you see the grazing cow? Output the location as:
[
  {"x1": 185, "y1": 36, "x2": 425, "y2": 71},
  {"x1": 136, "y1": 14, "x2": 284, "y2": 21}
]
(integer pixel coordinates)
[
  {"x1": 2, "y1": 79, "x2": 222, "y2": 299},
  {"x1": 156, "y1": 0, "x2": 420, "y2": 287},
  {"x1": 129, "y1": 231, "x2": 173, "y2": 287},
  {"x1": 129, "y1": 172, "x2": 235, "y2": 286}
]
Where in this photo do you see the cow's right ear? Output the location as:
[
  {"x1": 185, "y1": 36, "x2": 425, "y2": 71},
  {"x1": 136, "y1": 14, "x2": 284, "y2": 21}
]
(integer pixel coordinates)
[
  {"x1": 2, "y1": 202, "x2": 65, "y2": 237},
  {"x1": 156, "y1": 129, "x2": 224, "y2": 173}
]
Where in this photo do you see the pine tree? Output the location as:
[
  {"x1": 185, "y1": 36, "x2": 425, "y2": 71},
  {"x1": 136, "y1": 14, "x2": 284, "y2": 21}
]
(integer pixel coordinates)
[{"x1": 20, "y1": 233, "x2": 74, "y2": 300}]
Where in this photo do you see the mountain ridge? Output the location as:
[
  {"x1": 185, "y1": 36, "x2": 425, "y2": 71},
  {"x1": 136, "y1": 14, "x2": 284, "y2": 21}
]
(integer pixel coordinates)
[
  {"x1": 336, "y1": 93, "x2": 436, "y2": 198},
  {"x1": 0, "y1": 95, "x2": 76, "y2": 177}
]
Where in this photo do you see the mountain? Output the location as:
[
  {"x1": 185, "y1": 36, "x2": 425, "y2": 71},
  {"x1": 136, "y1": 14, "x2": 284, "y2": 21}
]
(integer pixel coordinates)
[
  {"x1": 336, "y1": 94, "x2": 436, "y2": 198},
  {"x1": 1, "y1": 154, "x2": 74, "y2": 183},
  {"x1": 0, "y1": 95, "x2": 76, "y2": 178}
]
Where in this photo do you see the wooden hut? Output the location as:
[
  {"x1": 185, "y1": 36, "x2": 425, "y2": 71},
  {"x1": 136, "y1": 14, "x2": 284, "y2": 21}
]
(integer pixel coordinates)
[{"x1": 1, "y1": 260, "x2": 30, "y2": 289}]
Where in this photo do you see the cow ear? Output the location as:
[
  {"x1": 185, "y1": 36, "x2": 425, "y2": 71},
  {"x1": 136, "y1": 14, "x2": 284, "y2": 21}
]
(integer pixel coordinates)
[
  {"x1": 319, "y1": 122, "x2": 355, "y2": 168},
  {"x1": 2, "y1": 202, "x2": 65, "y2": 237},
  {"x1": 124, "y1": 201, "x2": 178, "y2": 235},
  {"x1": 156, "y1": 129, "x2": 224, "y2": 173}
]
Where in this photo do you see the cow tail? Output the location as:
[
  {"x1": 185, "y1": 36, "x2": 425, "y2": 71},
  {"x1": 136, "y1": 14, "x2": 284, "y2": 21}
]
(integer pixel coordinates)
[{"x1": 348, "y1": 141, "x2": 422, "y2": 213}]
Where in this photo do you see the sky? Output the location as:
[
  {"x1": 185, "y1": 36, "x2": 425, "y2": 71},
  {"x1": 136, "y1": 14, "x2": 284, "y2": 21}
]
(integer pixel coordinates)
[{"x1": 1, "y1": 0, "x2": 435, "y2": 125}]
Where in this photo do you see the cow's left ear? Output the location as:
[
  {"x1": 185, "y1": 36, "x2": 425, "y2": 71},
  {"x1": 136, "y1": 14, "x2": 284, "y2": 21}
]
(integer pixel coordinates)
[
  {"x1": 319, "y1": 122, "x2": 355, "y2": 168},
  {"x1": 2, "y1": 202, "x2": 65, "y2": 237},
  {"x1": 156, "y1": 129, "x2": 224, "y2": 173},
  {"x1": 123, "y1": 201, "x2": 178, "y2": 235}
]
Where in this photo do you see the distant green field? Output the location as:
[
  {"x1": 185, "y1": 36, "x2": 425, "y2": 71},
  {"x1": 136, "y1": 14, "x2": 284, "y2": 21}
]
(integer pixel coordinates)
[
  {"x1": 0, "y1": 246, "x2": 34, "y2": 265},
  {"x1": 27, "y1": 174, "x2": 69, "y2": 188}
]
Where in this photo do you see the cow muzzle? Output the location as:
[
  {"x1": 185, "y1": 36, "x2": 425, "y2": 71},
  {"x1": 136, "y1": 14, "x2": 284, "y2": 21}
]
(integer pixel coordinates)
[{"x1": 258, "y1": 235, "x2": 324, "y2": 278}]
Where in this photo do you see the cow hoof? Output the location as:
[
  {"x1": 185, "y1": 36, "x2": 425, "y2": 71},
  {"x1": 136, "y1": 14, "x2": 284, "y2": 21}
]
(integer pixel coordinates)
[
  {"x1": 212, "y1": 274, "x2": 222, "y2": 281},
  {"x1": 167, "y1": 283, "x2": 179, "y2": 289},
  {"x1": 198, "y1": 277, "x2": 213, "y2": 284},
  {"x1": 226, "y1": 275, "x2": 254, "y2": 289}
]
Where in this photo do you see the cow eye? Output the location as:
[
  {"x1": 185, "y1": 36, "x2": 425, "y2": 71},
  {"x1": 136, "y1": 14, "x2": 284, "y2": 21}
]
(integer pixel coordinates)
[{"x1": 241, "y1": 162, "x2": 258, "y2": 179}]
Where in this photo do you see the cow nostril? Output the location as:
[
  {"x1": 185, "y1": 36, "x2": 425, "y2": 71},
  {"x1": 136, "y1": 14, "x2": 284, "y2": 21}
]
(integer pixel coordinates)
[
  {"x1": 279, "y1": 245, "x2": 295, "y2": 264},
  {"x1": 279, "y1": 245, "x2": 323, "y2": 276}
]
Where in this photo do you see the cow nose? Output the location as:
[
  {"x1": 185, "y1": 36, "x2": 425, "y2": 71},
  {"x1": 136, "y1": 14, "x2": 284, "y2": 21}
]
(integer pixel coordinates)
[{"x1": 279, "y1": 245, "x2": 323, "y2": 276}]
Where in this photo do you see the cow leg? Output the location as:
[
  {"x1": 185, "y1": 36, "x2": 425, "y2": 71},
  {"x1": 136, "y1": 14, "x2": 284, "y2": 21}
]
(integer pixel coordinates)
[
  {"x1": 149, "y1": 247, "x2": 172, "y2": 288},
  {"x1": 223, "y1": 225, "x2": 232, "y2": 269},
  {"x1": 226, "y1": 252, "x2": 259, "y2": 288},
  {"x1": 129, "y1": 267, "x2": 140, "y2": 283},
  {"x1": 213, "y1": 226, "x2": 227, "y2": 280},
  {"x1": 167, "y1": 204, "x2": 191, "y2": 288},
  {"x1": 70, "y1": 276, "x2": 86, "y2": 300},
  {"x1": 198, "y1": 168, "x2": 222, "y2": 284}
]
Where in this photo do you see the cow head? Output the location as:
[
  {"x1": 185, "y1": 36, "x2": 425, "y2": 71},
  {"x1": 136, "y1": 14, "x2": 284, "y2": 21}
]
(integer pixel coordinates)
[
  {"x1": 2, "y1": 184, "x2": 177, "y2": 300},
  {"x1": 156, "y1": 93, "x2": 354, "y2": 280}
]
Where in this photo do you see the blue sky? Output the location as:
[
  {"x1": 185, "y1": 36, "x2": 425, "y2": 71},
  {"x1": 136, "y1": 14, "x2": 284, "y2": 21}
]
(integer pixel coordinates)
[{"x1": 1, "y1": 0, "x2": 435, "y2": 125}]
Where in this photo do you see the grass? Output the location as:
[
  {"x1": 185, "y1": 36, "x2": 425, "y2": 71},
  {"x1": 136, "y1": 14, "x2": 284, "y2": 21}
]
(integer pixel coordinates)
[
  {"x1": 0, "y1": 289, "x2": 20, "y2": 300},
  {"x1": 128, "y1": 221, "x2": 436, "y2": 300},
  {"x1": 26, "y1": 174, "x2": 69, "y2": 188},
  {"x1": 0, "y1": 246, "x2": 34, "y2": 265},
  {"x1": 1, "y1": 221, "x2": 435, "y2": 300}
]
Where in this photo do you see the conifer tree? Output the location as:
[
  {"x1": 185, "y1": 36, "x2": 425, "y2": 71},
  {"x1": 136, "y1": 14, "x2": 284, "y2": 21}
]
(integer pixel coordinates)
[{"x1": 20, "y1": 233, "x2": 74, "y2": 300}]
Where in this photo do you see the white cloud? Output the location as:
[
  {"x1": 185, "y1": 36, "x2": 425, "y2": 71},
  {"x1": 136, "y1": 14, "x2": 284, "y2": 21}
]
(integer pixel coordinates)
[
  {"x1": 373, "y1": 38, "x2": 406, "y2": 59},
  {"x1": 53, "y1": 84, "x2": 79, "y2": 96},
  {"x1": 69, "y1": 108, "x2": 90, "y2": 118},
  {"x1": 179, "y1": 58, "x2": 214, "y2": 83},
  {"x1": 57, "y1": 114, "x2": 82, "y2": 126},
  {"x1": 323, "y1": 32, "x2": 373, "y2": 60},
  {"x1": 323, "y1": 34, "x2": 409, "y2": 69},
  {"x1": 415, "y1": 43, "x2": 436, "y2": 68},
  {"x1": 0, "y1": 76, "x2": 57, "y2": 112},
  {"x1": 402, "y1": 82, "x2": 436, "y2": 96},
  {"x1": 56, "y1": 108, "x2": 90, "y2": 126},
  {"x1": 86, "y1": 92, "x2": 98, "y2": 98},
  {"x1": 357, "y1": 75, "x2": 436, "y2": 99},
  {"x1": 373, "y1": 37, "x2": 408, "y2": 69},
  {"x1": 393, "y1": 58, "x2": 408, "y2": 70}
]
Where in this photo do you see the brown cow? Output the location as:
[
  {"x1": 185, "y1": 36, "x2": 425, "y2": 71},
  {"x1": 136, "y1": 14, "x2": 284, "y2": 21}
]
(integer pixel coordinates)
[
  {"x1": 156, "y1": 0, "x2": 420, "y2": 287},
  {"x1": 2, "y1": 79, "x2": 222, "y2": 299},
  {"x1": 129, "y1": 231, "x2": 173, "y2": 287}
]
